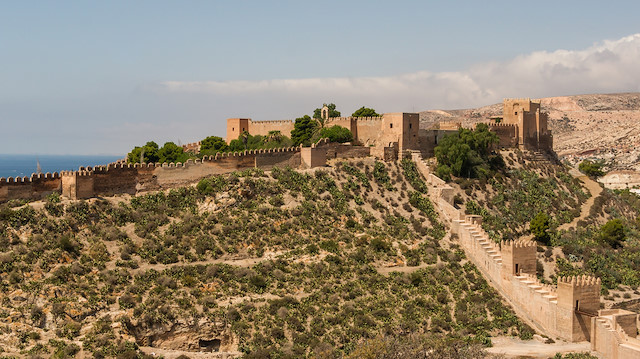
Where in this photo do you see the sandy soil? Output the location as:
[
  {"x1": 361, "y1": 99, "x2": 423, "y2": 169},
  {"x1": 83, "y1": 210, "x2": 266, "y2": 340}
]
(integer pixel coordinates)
[
  {"x1": 486, "y1": 336, "x2": 598, "y2": 358},
  {"x1": 558, "y1": 167, "x2": 603, "y2": 231}
]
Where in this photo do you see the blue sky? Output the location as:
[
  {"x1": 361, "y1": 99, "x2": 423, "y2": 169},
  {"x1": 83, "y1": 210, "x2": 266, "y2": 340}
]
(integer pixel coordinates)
[{"x1": 1, "y1": 1, "x2": 640, "y2": 155}]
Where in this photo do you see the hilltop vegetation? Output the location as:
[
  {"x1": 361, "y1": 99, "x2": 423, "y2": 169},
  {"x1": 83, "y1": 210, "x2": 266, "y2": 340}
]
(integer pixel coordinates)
[{"x1": 0, "y1": 159, "x2": 530, "y2": 358}]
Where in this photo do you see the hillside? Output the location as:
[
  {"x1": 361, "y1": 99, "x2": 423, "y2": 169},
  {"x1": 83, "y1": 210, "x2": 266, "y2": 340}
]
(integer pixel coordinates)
[
  {"x1": 451, "y1": 150, "x2": 640, "y2": 308},
  {"x1": 3, "y1": 150, "x2": 639, "y2": 358},
  {"x1": 0, "y1": 159, "x2": 533, "y2": 358},
  {"x1": 420, "y1": 93, "x2": 640, "y2": 171}
]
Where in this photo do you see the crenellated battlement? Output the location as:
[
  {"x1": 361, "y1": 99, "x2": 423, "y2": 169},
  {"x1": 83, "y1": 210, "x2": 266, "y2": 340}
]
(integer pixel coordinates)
[
  {"x1": 327, "y1": 116, "x2": 383, "y2": 122},
  {"x1": 504, "y1": 97, "x2": 541, "y2": 103},
  {"x1": 248, "y1": 119, "x2": 294, "y2": 125},
  {"x1": 2, "y1": 176, "x2": 29, "y2": 184},
  {"x1": 0, "y1": 172, "x2": 63, "y2": 184},
  {"x1": 558, "y1": 275, "x2": 601, "y2": 288},
  {"x1": 489, "y1": 122, "x2": 518, "y2": 128},
  {"x1": 1, "y1": 143, "x2": 311, "y2": 202},
  {"x1": 501, "y1": 239, "x2": 536, "y2": 249}
]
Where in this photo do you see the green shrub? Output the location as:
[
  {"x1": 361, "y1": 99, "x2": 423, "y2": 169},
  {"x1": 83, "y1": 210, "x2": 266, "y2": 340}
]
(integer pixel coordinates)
[
  {"x1": 599, "y1": 219, "x2": 625, "y2": 248},
  {"x1": 319, "y1": 125, "x2": 353, "y2": 143},
  {"x1": 578, "y1": 160, "x2": 605, "y2": 177},
  {"x1": 530, "y1": 211, "x2": 551, "y2": 245}
]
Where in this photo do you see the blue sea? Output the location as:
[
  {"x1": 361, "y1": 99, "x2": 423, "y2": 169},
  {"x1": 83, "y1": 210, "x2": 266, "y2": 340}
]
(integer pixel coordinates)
[{"x1": 0, "y1": 154, "x2": 124, "y2": 179}]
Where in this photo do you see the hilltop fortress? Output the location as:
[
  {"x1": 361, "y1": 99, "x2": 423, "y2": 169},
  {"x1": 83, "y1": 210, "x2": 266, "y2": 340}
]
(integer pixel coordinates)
[
  {"x1": 1, "y1": 98, "x2": 551, "y2": 202},
  {"x1": 225, "y1": 99, "x2": 553, "y2": 159}
]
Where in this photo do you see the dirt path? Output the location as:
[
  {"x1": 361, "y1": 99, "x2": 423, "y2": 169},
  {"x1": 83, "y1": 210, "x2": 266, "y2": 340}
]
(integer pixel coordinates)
[
  {"x1": 132, "y1": 251, "x2": 286, "y2": 274},
  {"x1": 139, "y1": 346, "x2": 241, "y2": 358},
  {"x1": 558, "y1": 167, "x2": 603, "y2": 231},
  {"x1": 486, "y1": 336, "x2": 597, "y2": 358}
]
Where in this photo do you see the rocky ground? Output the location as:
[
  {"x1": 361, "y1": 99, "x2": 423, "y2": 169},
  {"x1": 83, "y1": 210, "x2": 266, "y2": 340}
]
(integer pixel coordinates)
[{"x1": 419, "y1": 93, "x2": 640, "y2": 172}]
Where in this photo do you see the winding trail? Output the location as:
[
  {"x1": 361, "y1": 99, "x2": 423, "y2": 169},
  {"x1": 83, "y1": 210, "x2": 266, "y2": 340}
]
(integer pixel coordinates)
[{"x1": 558, "y1": 167, "x2": 603, "y2": 231}]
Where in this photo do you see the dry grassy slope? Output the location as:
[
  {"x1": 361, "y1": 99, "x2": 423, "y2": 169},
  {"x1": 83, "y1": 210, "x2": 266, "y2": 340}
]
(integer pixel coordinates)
[{"x1": 419, "y1": 93, "x2": 640, "y2": 170}]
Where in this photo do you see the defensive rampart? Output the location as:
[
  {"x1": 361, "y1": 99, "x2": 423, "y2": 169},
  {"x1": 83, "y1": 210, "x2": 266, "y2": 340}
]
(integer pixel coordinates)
[
  {"x1": 59, "y1": 147, "x2": 304, "y2": 199},
  {"x1": 410, "y1": 152, "x2": 639, "y2": 357},
  {"x1": 0, "y1": 173, "x2": 62, "y2": 202},
  {"x1": 488, "y1": 123, "x2": 519, "y2": 148},
  {"x1": 1, "y1": 142, "x2": 388, "y2": 201},
  {"x1": 592, "y1": 310, "x2": 640, "y2": 359}
]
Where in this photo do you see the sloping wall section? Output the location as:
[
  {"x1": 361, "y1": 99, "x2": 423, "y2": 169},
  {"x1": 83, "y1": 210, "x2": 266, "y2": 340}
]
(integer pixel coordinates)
[{"x1": 410, "y1": 152, "x2": 639, "y2": 358}]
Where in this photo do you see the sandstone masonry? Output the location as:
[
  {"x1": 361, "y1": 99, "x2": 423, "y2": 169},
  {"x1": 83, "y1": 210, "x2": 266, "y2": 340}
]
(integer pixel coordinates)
[{"x1": 410, "y1": 152, "x2": 639, "y2": 359}]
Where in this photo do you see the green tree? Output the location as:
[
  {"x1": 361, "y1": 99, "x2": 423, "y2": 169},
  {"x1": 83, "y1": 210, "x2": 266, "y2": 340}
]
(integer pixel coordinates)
[
  {"x1": 200, "y1": 136, "x2": 228, "y2": 154},
  {"x1": 228, "y1": 132, "x2": 293, "y2": 152},
  {"x1": 127, "y1": 141, "x2": 160, "y2": 164},
  {"x1": 352, "y1": 106, "x2": 380, "y2": 117},
  {"x1": 157, "y1": 142, "x2": 187, "y2": 163},
  {"x1": 599, "y1": 219, "x2": 625, "y2": 248},
  {"x1": 530, "y1": 211, "x2": 551, "y2": 245},
  {"x1": 319, "y1": 125, "x2": 353, "y2": 143},
  {"x1": 291, "y1": 115, "x2": 318, "y2": 146},
  {"x1": 313, "y1": 103, "x2": 341, "y2": 119},
  {"x1": 578, "y1": 160, "x2": 605, "y2": 177},
  {"x1": 434, "y1": 123, "x2": 500, "y2": 179}
]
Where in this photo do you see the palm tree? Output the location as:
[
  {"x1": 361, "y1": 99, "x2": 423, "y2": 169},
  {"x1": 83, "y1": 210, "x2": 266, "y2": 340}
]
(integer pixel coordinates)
[{"x1": 267, "y1": 130, "x2": 283, "y2": 143}]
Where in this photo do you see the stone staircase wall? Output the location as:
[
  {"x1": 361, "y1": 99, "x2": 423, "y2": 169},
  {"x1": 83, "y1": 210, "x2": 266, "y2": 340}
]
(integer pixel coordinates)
[
  {"x1": 592, "y1": 312, "x2": 640, "y2": 359},
  {"x1": 408, "y1": 152, "x2": 632, "y2": 348}
]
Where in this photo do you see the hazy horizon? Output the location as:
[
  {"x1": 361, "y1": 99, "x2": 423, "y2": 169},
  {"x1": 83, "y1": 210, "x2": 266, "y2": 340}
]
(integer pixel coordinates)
[{"x1": 2, "y1": 1, "x2": 640, "y2": 155}]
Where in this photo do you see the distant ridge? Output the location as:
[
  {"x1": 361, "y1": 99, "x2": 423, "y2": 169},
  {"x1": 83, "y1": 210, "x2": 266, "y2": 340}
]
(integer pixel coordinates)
[{"x1": 419, "y1": 93, "x2": 640, "y2": 170}]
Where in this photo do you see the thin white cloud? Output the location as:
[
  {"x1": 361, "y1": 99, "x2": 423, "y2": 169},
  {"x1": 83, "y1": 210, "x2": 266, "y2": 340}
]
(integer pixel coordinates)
[
  {"x1": 148, "y1": 33, "x2": 640, "y2": 114},
  {"x1": 6, "y1": 34, "x2": 639, "y2": 155}
]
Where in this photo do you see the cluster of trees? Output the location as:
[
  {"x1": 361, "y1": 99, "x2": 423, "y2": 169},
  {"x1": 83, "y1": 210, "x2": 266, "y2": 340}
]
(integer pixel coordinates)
[
  {"x1": 127, "y1": 103, "x2": 378, "y2": 163},
  {"x1": 126, "y1": 141, "x2": 192, "y2": 164},
  {"x1": 227, "y1": 131, "x2": 294, "y2": 152},
  {"x1": 293, "y1": 103, "x2": 376, "y2": 145},
  {"x1": 434, "y1": 123, "x2": 504, "y2": 180},
  {"x1": 352, "y1": 106, "x2": 380, "y2": 117},
  {"x1": 530, "y1": 212, "x2": 626, "y2": 248}
]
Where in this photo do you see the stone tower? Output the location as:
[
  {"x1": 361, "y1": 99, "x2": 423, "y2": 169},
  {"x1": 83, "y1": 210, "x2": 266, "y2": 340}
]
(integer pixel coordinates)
[
  {"x1": 501, "y1": 98, "x2": 552, "y2": 151},
  {"x1": 556, "y1": 275, "x2": 601, "y2": 342},
  {"x1": 226, "y1": 118, "x2": 251, "y2": 144}
]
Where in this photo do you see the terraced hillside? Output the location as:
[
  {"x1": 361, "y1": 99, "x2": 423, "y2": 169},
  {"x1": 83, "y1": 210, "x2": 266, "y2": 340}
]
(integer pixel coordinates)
[{"x1": 0, "y1": 159, "x2": 533, "y2": 358}]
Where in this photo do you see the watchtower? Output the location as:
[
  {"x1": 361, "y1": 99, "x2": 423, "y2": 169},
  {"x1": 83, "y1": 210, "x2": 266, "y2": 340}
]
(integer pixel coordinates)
[
  {"x1": 226, "y1": 118, "x2": 251, "y2": 144},
  {"x1": 556, "y1": 275, "x2": 601, "y2": 341},
  {"x1": 501, "y1": 98, "x2": 551, "y2": 151},
  {"x1": 501, "y1": 240, "x2": 537, "y2": 280}
]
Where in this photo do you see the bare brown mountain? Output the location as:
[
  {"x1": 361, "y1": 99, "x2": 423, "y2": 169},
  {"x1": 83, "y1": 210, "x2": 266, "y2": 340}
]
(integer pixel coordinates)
[{"x1": 419, "y1": 93, "x2": 640, "y2": 170}]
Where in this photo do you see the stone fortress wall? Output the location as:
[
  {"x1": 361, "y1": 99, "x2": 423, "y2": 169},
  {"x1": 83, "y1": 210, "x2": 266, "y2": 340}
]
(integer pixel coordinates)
[
  {"x1": 226, "y1": 110, "x2": 420, "y2": 156},
  {"x1": 0, "y1": 139, "x2": 374, "y2": 202},
  {"x1": 410, "y1": 152, "x2": 640, "y2": 359},
  {"x1": 0, "y1": 98, "x2": 550, "y2": 203},
  {"x1": 2, "y1": 147, "x2": 305, "y2": 201}
]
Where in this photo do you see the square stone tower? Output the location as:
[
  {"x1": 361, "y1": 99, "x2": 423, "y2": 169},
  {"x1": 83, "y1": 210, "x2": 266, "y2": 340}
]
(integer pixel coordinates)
[
  {"x1": 226, "y1": 118, "x2": 251, "y2": 144},
  {"x1": 556, "y1": 275, "x2": 601, "y2": 342},
  {"x1": 502, "y1": 98, "x2": 552, "y2": 151}
]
